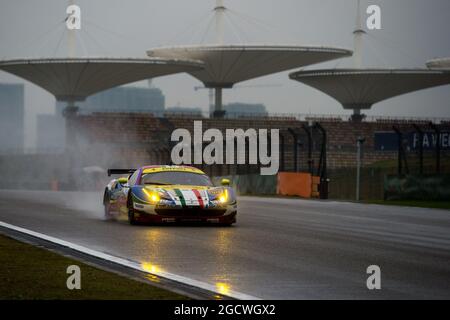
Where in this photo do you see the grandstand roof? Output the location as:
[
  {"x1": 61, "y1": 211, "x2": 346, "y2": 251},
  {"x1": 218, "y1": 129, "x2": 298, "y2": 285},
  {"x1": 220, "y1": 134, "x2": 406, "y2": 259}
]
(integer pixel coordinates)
[
  {"x1": 427, "y1": 57, "x2": 450, "y2": 70},
  {"x1": 289, "y1": 68, "x2": 450, "y2": 110},
  {"x1": 0, "y1": 57, "x2": 204, "y2": 101},
  {"x1": 147, "y1": 45, "x2": 353, "y2": 88}
]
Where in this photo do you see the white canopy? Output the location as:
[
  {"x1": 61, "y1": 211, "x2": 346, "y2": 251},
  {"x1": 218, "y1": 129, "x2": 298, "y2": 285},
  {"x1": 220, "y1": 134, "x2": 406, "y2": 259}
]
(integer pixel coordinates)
[
  {"x1": 0, "y1": 57, "x2": 204, "y2": 101},
  {"x1": 427, "y1": 57, "x2": 450, "y2": 70},
  {"x1": 290, "y1": 68, "x2": 450, "y2": 110},
  {"x1": 148, "y1": 45, "x2": 353, "y2": 87}
]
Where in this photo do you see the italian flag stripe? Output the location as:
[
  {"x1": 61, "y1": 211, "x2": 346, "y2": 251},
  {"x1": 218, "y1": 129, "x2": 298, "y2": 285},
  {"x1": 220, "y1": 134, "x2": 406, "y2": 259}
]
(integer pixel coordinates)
[
  {"x1": 174, "y1": 188, "x2": 186, "y2": 208},
  {"x1": 192, "y1": 189, "x2": 204, "y2": 208}
]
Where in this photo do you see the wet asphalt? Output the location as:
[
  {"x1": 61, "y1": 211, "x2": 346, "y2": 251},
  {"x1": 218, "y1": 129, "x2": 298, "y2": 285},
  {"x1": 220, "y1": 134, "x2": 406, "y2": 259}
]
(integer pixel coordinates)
[{"x1": 1, "y1": 190, "x2": 450, "y2": 299}]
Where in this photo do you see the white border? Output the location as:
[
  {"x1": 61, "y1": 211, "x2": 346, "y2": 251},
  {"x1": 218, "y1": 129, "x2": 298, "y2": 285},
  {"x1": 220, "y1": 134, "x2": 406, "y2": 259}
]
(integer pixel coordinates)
[{"x1": 0, "y1": 220, "x2": 260, "y2": 300}]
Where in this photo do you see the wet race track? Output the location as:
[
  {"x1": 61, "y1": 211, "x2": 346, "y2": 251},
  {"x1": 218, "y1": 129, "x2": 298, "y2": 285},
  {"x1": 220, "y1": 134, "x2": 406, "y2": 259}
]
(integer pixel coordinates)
[{"x1": 1, "y1": 190, "x2": 450, "y2": 299}]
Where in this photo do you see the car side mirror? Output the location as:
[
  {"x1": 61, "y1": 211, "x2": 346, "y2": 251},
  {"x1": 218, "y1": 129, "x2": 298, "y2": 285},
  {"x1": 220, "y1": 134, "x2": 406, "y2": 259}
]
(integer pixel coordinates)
[{"x1": 221, "y1": 178, "x2": 230, "y2": 186}]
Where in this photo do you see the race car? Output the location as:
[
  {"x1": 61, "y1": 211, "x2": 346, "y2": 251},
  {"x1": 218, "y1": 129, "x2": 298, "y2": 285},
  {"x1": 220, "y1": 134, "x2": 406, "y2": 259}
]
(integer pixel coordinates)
[{"x1": 103, "y1": 165, "x2": 237, "y2": 225}]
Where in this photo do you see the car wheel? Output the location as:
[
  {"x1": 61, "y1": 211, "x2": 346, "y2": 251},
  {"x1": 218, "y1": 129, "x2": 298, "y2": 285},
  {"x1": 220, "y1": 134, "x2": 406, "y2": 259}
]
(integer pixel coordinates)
[
  {"x1": 103, "y1": 191, "x2": 113, "y2": 220},
  {"x1": 104, "y1": 203, "x2": 113, "y2": 220},
  {"x1": 127, "y1": 196, "x2": 138, "y2": 225}
]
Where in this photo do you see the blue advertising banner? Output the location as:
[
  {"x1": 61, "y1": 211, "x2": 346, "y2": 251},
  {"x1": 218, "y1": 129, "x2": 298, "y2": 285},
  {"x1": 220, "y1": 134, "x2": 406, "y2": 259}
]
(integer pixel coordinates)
[{"x1": 374, "y1": 131, "x2": 450, "y2": 151}]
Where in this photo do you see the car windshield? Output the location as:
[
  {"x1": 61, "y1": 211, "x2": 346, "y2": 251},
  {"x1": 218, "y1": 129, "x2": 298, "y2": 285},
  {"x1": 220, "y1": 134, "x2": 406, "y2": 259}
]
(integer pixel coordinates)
[{"x1": 141, "y1": 171, "x2": 213, "y2": 187}]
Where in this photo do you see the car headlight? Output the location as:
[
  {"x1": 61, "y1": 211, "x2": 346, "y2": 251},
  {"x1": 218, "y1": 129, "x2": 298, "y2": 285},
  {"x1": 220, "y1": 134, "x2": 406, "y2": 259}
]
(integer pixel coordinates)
[
  {"x1": 218, "y1": 189, "x2": 228, "y2": 204},
  {"x1": 208, "y1": 188, "x2": 232, "y2": 204},
  {"x1": 143, "y1": 189, "x2": 160, "y2": 204}
]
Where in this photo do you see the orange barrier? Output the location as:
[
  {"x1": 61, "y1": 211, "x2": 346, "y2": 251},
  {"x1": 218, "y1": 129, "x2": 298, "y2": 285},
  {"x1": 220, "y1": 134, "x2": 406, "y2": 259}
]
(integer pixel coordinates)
[{"x1": 277, "y1": 172, "x2": 312, "y2": 198}]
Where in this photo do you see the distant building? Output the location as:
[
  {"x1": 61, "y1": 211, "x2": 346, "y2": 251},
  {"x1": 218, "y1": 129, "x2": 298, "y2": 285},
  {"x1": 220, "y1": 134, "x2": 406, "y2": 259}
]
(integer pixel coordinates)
[
  {"x1": 56, "y1": 85, "x2": 166, "y2": 115},
  {"x1": 0, "y1": 83, "x2": 24, "y2": 153},
  {"x1": 224, "y1": 102, "x2": 268, "y2": 118},
  {"x1": 165, "y1": 106, "x2": 203, "y2": 116}
]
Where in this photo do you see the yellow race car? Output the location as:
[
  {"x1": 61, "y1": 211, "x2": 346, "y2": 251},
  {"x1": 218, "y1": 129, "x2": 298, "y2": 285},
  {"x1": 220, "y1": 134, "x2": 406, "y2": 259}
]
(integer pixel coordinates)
[{"x1": 103, "y1": 165, "x2": 237, "y2": 225}]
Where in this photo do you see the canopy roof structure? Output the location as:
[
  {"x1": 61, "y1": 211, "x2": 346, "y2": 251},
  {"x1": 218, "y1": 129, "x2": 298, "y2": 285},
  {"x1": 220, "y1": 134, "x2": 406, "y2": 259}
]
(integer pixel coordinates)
[
  {"x1": 147, "y1": 44, "x2": 352, "y2": 117},
  {"x1": 0, "y1": 57, "x2": 204, "y2": 102},
  {"x1": 427, "y1": 57, "x2": 450, "y2": 70},
  {"x1": 289, "y1": 68, "x2": 450, "y2": 119},
  {"x1": 147, "y1": 45, "x2": 352, "y2": 88}
]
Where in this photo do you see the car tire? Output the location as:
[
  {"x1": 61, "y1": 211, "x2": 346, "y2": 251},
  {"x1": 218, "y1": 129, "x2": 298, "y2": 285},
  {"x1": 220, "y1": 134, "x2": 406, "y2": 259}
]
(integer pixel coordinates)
[
  {"x1": 104, "y1": 203, "x2": 113, "y2": 220},
  {"x1": 127, "y1": 195, "x2": 138, "y2": 225},
  {"x1": 103, "y1": 191, "x2": 113, "y2": 220}
]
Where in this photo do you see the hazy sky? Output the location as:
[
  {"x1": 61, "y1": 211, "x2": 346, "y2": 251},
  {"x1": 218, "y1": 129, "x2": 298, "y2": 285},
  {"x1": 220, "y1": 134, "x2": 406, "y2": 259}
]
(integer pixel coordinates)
[{"x1": 0, "y1": 0, "x2": 449, "y2": 148}]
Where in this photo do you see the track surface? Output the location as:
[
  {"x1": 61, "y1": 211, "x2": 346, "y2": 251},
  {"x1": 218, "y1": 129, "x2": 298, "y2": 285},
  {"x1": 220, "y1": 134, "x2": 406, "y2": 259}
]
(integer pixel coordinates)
[{"x1": 1, "y1": 190, "x2": 450, "y2": 299}]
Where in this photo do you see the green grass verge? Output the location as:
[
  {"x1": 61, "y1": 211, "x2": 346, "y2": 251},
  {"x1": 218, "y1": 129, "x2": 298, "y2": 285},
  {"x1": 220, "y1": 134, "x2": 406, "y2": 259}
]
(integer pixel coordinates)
[
  {"x1": 365, "y1": 200, "x2": 450, "y2": 210},
  {"x1": 0, "y1": 234, "x2": 188, "y2": 300}
]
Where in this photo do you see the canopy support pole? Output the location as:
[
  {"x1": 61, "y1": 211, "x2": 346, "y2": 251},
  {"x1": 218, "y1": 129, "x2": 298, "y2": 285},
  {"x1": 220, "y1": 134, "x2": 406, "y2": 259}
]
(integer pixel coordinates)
[{"x1": 213, "y1": 87, "x2": 226, "y2": 118}]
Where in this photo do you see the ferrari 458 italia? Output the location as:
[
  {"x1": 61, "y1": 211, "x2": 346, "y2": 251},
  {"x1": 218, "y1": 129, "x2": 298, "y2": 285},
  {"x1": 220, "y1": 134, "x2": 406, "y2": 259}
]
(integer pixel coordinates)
[{"x1": 103, "y1": 165, "x2": 237, "y2": 225}]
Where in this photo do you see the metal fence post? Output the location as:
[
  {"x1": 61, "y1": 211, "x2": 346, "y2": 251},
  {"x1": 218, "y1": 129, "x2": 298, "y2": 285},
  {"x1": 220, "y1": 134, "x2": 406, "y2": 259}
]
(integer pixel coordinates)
[
  {"x1": 412, "y1": 124, "x2": 424, "y2": 175},
  {"x1": 356, "y1": 136, "x2": 365, "y2": 201},
  {"x1": 429, "y1": 122, "x2": 441, "y2": 174}
]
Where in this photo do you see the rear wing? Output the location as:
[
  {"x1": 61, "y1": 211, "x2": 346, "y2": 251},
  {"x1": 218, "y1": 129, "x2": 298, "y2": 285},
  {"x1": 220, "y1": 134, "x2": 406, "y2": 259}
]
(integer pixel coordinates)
[{"x1": 107, "y1": 169, "x2": 136, "y2": 177}]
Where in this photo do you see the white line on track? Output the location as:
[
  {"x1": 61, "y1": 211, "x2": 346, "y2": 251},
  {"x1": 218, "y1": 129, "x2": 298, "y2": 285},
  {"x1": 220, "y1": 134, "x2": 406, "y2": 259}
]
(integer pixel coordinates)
[{"x1": 0, "y1": 220, "x2": 260, "y2": 300}]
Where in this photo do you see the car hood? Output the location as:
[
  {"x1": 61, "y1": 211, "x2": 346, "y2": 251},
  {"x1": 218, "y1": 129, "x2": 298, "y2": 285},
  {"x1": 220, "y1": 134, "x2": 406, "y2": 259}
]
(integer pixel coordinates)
[
  {"x1": 144, "y1": 184, "x2": 212, "y2": 191},
  {"x1": 135, "y1": 184, "x2": 231, "y2": 206}
]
